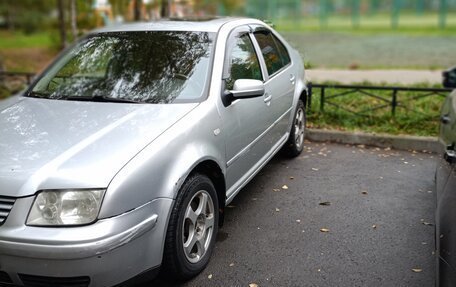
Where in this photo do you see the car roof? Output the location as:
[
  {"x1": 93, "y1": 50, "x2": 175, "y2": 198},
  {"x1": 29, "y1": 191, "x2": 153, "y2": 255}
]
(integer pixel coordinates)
[{"x1": 93, "y1": 17, "x2": 258, "y2": 34}]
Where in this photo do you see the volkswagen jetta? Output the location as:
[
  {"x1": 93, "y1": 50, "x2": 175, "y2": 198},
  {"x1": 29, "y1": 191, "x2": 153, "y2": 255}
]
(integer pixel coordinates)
[{"x1": 0, "y1": 17, "x2": 309, "y2": 286}]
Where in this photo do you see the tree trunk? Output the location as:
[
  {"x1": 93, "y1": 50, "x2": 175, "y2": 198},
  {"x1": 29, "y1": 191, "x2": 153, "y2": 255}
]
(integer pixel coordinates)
[
  {"x1": 58, "y1": 0, "x2": 67, "y2": 49},
  {"x1": 6, "y1": 1, "x2": 15, "y2": 31},
  {"x1": 161, "y1": 0, "x2": 169, "y2": 18},
  {"x1": 70, "y1": 0, "x2": 77, "y2": 41},
  {"x1": 134, "y1": 0, "x2": 141, "y2": 21}
]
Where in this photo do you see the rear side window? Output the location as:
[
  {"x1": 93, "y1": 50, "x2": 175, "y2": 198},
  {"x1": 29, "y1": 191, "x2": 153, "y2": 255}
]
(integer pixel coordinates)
[{"x1": 253, "y1": 31, "x2": 291, "y2": 76}]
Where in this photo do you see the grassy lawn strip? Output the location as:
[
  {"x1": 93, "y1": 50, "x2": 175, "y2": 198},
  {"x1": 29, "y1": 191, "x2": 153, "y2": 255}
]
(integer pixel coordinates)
[
  {"x1": 275, "y1": 12, "x2": 456, "y2": 36},
  {"x1": 0, "y1": 31, "x2": 58, "y2": 72},
  {"x1": 0, "y1": 31, "x2": 53, "y2": 49},
  {"x1": 308, "y1": 82, "x2": 447, "y2": 137}
]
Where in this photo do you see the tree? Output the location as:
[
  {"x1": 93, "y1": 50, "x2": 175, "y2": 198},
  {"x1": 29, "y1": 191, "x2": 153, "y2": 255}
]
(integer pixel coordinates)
[
  {"x1": 58, "y1": 0, "x2": 67, "y2": 49},
  {"x1": 161, "y1": 0, "x2": 169, "y2": 17},
  {"x1": 0, "y1": 0, "x2": 55, "y2": 33},
  {"x1": 134, "y1": 0, "x2": 142, "y2": 20},
  {"x1": 70, "y1": 0, "x2": 78, "y2": 40},
  {"x1": 109, "y1": 0, "x2": 130, "y2": 19}
]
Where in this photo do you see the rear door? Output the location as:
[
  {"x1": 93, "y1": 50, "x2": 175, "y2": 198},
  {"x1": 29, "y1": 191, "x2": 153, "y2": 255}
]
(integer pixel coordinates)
[{"x1": 251, "y1": 26, "x2": 295, "y2": 143}]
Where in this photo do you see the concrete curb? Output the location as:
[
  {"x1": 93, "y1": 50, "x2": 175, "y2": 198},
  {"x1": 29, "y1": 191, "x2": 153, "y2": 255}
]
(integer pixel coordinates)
[{"x1": 306, "y1": 128, "x2": 440, "y2": 153}]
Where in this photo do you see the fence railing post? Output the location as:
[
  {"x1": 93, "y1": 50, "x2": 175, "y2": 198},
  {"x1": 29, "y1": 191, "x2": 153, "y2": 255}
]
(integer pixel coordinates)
[
  {"x1": 319, "y1": 0, "x2": 329, "y2": 28},
  {"x1": 391, "y1": 89, "x2": 398, "y2": 116},
  {"x1": 307, "y1": 83, "x2": 312, "y2": 111},
  {"x1": 320, "y1": 86, "x2": 325, "y2": 112},
  {"x1": 439, "y1": 0, "x2": 447, "y2": 29},
  {"x1": 351, "y1": 0, "x2": 361, "y2": 28},
  {"x1": 391, "y1": 0, "x2": 401, "y2": 29}
]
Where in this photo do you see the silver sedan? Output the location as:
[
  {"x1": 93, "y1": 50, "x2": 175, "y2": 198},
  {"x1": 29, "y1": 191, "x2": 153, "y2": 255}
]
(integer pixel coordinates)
[{"x1": 0, "y1": 17, "x2": 309, "y2": 286}]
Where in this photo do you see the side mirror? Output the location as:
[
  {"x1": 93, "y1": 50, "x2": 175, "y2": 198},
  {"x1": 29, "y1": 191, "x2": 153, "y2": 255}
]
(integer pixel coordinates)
[
  {"x1": 223, "y1": 79, "x2": 265, "y2": 106},
  {"x1": 231, "y1": 79, "x2": 265, "y2": 99},
  {"x1": 443, "y1": 66, "x2": 456, "y2": 88}
]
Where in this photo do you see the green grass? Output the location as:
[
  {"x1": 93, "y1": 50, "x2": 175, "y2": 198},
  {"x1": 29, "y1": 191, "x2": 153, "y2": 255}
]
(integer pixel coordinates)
[
  {"x1": 308, "y1": 82, "x2": 447, "y2": 136},
  {"x1": 0, "y1": 31, "x2": 53, "y2": 49}
]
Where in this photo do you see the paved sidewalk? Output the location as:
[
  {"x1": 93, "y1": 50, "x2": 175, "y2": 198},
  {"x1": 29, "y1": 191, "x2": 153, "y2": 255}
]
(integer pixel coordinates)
[{"x1": 306, "y1": 69, "x2": 442, "y2": 85}]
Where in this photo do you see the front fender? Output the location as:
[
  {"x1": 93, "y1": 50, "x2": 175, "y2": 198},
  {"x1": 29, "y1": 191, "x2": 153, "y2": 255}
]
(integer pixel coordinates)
[{"x1": 98, "y1": 101, "x2": 225, "y2": 219}]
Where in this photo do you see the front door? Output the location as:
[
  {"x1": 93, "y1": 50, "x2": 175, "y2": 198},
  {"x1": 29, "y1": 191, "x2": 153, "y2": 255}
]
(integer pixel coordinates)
[{"x1": 219, "y1": 26, "x2": 274, "y2": 197}]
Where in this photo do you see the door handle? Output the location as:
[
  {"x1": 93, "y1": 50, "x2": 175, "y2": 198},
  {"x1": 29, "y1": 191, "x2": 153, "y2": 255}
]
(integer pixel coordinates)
[
  {"x1": 444, "y1": 149, "x2": 456, "y2": 164},
  {"x1": 441, "y1": 115, "x2": 451, "y2": 124},
  {"x1": 264, "y1": 93, "x2": 272, "y2": 103},
  {"x1": 290, "y1": 74, "x2": 296, "y2": 83}
]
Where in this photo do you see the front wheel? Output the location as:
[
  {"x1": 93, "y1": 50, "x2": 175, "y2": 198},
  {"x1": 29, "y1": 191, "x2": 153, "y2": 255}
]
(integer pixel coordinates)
[
  {"x1": 162, "y1": 173, "x2": 219, "y2": 280},
  {"x1": 283, "y1": 100, "x2": 306, "y2": 157}
]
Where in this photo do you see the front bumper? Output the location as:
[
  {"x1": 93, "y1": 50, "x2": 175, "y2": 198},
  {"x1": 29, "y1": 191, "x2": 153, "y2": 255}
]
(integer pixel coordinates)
[{"x1": 0, "y1": 197, "x2": 173, "y2": 287}]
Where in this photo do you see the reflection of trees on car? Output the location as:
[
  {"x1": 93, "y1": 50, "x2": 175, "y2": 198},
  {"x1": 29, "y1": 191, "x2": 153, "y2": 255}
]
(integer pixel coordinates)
[{"x1": 37, "y1": 31, "x2": 213, "y2": 104}]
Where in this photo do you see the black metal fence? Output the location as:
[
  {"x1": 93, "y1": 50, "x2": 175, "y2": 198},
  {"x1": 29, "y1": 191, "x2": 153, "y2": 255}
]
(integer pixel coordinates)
[
  {"x1": 311, "y1": 83, "x2": 453, "y2": 117},
  {"x1": 0, "y1": 72, "x2": 453, "y2": 119}
]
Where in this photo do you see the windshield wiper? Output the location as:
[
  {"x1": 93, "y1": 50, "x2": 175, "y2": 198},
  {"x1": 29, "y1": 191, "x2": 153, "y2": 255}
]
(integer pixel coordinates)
[
  {"x1": 27, "y1": 90, "x2": 50, "y2": 98},
  {"x1": 64, "y1": 95, "x2": 140, "y2": 104}
]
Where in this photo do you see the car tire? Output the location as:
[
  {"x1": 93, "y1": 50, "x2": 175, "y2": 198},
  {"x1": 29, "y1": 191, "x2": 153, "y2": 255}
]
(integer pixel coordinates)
[
  {"x1": 283, "y1": 100, "x2": 306, "y2": 157},
  {"x1": 162, "y1": 173, "x2": 219, "y2": 281}
]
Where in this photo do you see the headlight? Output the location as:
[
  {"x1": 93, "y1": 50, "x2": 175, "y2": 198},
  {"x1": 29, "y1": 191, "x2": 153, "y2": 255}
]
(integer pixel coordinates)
[{"x1": 27, "y1": 189, "x2": 105, "y2": 226}]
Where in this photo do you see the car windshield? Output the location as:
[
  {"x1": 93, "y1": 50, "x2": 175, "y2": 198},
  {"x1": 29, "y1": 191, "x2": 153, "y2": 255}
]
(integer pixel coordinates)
[{"x1": 28, "y1": 31, "x2": 214, "y2": 104}]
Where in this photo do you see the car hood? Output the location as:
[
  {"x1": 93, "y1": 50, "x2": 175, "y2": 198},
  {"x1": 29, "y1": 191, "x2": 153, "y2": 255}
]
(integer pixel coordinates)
[{"x1": 0, "y1": 97, "x2": 198, "y2": 197}]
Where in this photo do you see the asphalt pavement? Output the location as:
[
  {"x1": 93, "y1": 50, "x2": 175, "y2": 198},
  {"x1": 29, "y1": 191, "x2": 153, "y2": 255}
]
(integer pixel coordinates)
[{"x1": 153, "y1": 141, "x2": 436, "y2": 287}]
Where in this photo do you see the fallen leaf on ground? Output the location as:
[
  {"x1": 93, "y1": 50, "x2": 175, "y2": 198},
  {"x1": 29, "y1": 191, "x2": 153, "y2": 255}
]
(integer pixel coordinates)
[
  {"x1": 412, "y1": 268, "x2": 422, "y2": 273},
  {"x1": 319, "y1": 201, "x2": 331, "y2": 206},
  {"x1": 282, "y1": 185, "x2": 289, "y2": 190},
  {"x1": 208, "y1": 274, "x2": 213, "y2": 279},
  {"x1": 320, "y1": 228, "x2": 330, "y2": 233}
]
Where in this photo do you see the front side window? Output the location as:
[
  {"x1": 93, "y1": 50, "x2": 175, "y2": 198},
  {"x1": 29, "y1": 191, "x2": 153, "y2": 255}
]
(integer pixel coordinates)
[
  {"x1": 253, "y1": 31, "x2": 291, "y2": 76},
  {"x1": 28, "y1": 31, "x2": 215, "y2": 104},
  {"x1": 226, "y1": 34, "x2": 263, "y2": 90}
]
